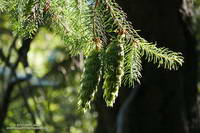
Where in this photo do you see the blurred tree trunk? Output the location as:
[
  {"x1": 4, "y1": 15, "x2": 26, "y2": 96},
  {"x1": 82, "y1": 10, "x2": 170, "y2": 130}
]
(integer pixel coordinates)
[{"x1": 95, "y1": 0, "x2": 200, "y2": 133}]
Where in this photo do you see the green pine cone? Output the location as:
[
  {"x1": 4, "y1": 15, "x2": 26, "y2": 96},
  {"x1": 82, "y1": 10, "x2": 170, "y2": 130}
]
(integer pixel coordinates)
[
  {"x1": 103, "y1": 37, "x2": 124, "y2": 107},
  {"x1": 78, "y1": 49, "x2": 101, "y2": 111}
]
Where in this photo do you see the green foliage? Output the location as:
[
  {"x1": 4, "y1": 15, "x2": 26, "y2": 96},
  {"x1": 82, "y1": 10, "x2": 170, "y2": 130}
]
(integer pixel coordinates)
[
  {"x1": 123, "y1": 41, "x2": 142, "y2": 87},
  {"x1": 47, "y1": 0, "x2": 94, "y2": 55},
  {"x1": 139, "y1": 41, "x2": 184, "y2": 70},
  {"x1": 195, "y1": 0, "x2": 200, "y2": 7},
  {"x1": 78, "y1": 49, "x2": 101, "y2": 111},
  {"x1": 0, "y1": 0, "x2": 184, "y2": 110},
  {"x1": 103, "y1": 36, "x2": 124, "y2": 106},
  {"x1": 4, "y1": 0, "x2": 46, "y2": 37},
  {"x1": 0, "y1": 0, "x2": 6, "y2": 11}
]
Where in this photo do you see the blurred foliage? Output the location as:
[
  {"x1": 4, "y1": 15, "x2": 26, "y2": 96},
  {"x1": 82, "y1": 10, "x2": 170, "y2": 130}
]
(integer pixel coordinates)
[
  {"x1": 195, "y1": 0, "x2": 200, "y2": 7},
  {"x1": 0, "y1": 13, "x2": 97, "y2": 133}
]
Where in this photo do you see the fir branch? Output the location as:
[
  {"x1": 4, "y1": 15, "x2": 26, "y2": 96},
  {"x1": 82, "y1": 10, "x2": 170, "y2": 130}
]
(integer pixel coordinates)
[
  {"x1": 6, "y1": 0, "x2": 45, "y2": 37},
  {"x1": 123, "y1": 41, "x2": 142, "y2": 87},
  {"x1": 91, "y1": 0, "x2": 108, "y2": 45},
  {"x1": 43, "y1": 0, "x2": 94, "y2": 55},
  {"x1": 78, "y1": 49, "x2": 101, "y2": 111},
  {"x1": 1, "y1": 0, "x2": 185, "y2": 110},
  {"x1": 139, "y1": 41, "x2": 184, "y2": 70},
  {"x1": 103, "y1": 36, "x2": 124, "y2": 107}
]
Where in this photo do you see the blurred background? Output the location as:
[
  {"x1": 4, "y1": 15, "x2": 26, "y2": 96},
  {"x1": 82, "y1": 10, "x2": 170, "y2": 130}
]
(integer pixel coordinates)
[
  {"x1": 0, "y1": 0, "x2": 200, "y2": 133},
  {"x1": 0, "y1": 21, "x2": 97, "y2": 133}
]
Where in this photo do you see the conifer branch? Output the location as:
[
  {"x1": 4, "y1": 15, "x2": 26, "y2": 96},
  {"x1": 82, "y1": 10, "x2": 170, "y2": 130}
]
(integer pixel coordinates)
[
  {"x1": 103, "y1": 36, "x2": 124, "y2": 107},
  {"x1": 139, "y1": 41, "x2": 184, "y2": 70},
  {"x1": 0, "y1": 0, "x2": 184, "y2": 110},
  {"x1": 123, "y1": 41, "x2": 142, "y2": 87},
  {"x1": 78, "y1": 49, "x2": 101, "y2": 111}
]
